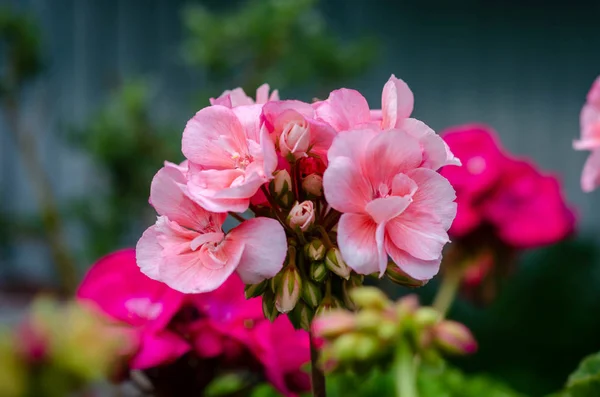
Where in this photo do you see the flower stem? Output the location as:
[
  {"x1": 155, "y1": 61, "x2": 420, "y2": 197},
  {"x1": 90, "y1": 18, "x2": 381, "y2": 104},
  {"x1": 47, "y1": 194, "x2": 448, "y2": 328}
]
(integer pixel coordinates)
[
  {"x1": 316, "y1": 225, "x2": 334, "y2": 250},
  {"x1": 228, "y1": 212, "x2": 246, "y2": 223},
  {"x1": 394, "y1": 339, "x2": 418, "y2": 397},
  {"x1": 432, "y1": 265, "x2": 464, "y2": 317},
  {"x1": 309, "y1": 330, "x2": 327, "y2": 397},
  {"x1": 260, "y1": 185, "x2": 293, "y2": 232}
]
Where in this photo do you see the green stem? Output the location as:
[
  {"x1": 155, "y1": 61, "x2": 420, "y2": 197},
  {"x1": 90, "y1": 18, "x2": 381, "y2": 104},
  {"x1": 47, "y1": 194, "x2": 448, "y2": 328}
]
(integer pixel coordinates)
[
  {"x1": 394, "y1": 339, "x2": 418, "y2": 397},
  {"x1": 432, "y1": 265, "x2": 464, "y2": 318},
  {"x1": 228, "y1": 212, "x2": 246, "y2": 223},
  {"x1": 309, "y1": 330, "x2": 327, "y2": 397}
]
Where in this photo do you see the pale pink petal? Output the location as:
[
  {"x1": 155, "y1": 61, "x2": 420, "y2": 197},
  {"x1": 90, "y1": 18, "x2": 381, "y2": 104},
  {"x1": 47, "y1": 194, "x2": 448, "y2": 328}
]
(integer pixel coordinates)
[
  {"x1": 228, "y1": 88, "x2": 255, "y2": 107},
  {"x1": 391, "y1": 173, "x2": 418, "y2": 197},
  {"x1": 365, "y1": 196, "x2": 412, "y2": 224},
  {"x1": 385, "y1": 239, "x2": 441, "y2": 281},
  {"x1": 256, "y1": 84, "x2": 270, "y2": 104},
  {"x1": 136, "y1": 225, "x2": 163, "y2": 280},
  {"x1": 232, "y1": 104, "x2": 264, "y2": 142},
  {"x1": 370, "y1": 109, "x2": 383, "y2": 122},
  {"x1": 401, "y1": 118, "x2": 460, "y2": 170},
  {"x1": 263, "y1": 101, "x2": 315, "y2": 129},
  {"x1": 130, "y1": 330, "x2": 190, "y2": 370},
  {"x1": 364, "y1": 129, "x2": 422, "y2": 187},
  {"x1": 386, "y1": 211, "x2": 449, "y2": 261},
  {"x1": 210, "y1": 94, "x2": 233, "y2": 108},
  {"x1": 327, "y1": 128, "x2": 378, "y2": 163},
  {"x1": 337, "y1": 213, "x2": 385, "y2": 275},
  {"x1": 313, "y1": 88, "x2": 370, "y2": 132},
  {"x1": 381, "y1": 75, "x2": 414, "y2": 129},
  {"x1": 260, "y1": 124, "x2": 278, "y2": 177},
  {"x1": 581, "y1": 149, "x2": 600, "y2": 192},
  {"x1": 182, "y1": 105, "x2": 247, "y2": 167},
  {"x1": 406, "y1": 168, "x2": 457, "y2": 229},
  {"x1": 323, "y1": 157, "x2": 372, "y2": 214},
  {"x1": 227, "y1": 218, "x2": 288, "y2": 284}
]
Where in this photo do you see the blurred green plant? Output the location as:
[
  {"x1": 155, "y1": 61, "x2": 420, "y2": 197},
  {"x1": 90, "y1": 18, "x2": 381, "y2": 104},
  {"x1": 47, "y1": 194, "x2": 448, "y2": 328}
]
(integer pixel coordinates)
[
  {"x1": 181, "y1": 0, "x2": 377, "y2": 100},
  {"x1": 66, "y1": 80, "x2": 181, "y2": 261},
  {"x1": 550, "y1": 351, "x2": 600, "y2": 397}
]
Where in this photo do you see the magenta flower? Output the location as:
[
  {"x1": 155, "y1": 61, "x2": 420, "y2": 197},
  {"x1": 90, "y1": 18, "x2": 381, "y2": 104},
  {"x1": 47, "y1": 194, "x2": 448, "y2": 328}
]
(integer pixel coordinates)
[
  {"x1": 136, "y1": 162, "x2": 287, "y2": 293},
  {"x1": 182, "y1": 104, "x2": 278, "y2": 213},
  {"x1": 77, "y1": 249, "x2": 190, "y2": 369},
  {"x1": 210, "y1": 84, "x2": 279, "y2": 108},
  {"x1": 323, "y1": 128, "x2": 457, "y2": 281},
  {"x1": 574, "y1": 76, "x2": 600, "y2": 192}
]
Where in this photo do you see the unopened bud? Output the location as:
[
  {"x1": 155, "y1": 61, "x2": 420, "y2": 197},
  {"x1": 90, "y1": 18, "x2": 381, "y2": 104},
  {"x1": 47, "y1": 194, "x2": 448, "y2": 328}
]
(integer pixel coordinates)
[
  {"x1": 301, "y1": 281, "x2": 323, "y2": 308},
  {"x1": 289, "y1": 301, "x2": 314, "y2": 330},
  {"x1": 331, "y1": 333, "x2": 361, "y2": 362},
  {"x1": 395, "y1": 294, "x2": 420, "y2": 319},
  {"x1": 349, "y1": 287, "x2": 389, "y2": 311},
  {"x1": 288, "y1": 201, "x2": 316, "y2": 232},
  {"x1": 315, "y1": 297, "x2": 341, "y2": 317},
  {"x1": 434, "y1": 320, "x2": 478, "y2": 355},
  {"x1": 262, "y1": 291, "x2": 279, "y2": 321},
  {"x1": 275, "y1": 266, "x2": 302, "y2": 313},
  {"x1": 377, "y1": 319, "x2": 400, "y2": 342},
  {"x1": 385, "y1": 263, "x2": 428, "y2": 288},
  {"x1": 302, "y1": 174, "x2": 323, "y2": 197},
  {"x1": 245, "y1": 280, "x2": 268, "y2": 299},
  {"x1": 325, "y1": 248, "x2": 350, "y2": 280},
  {"x1": 310, "y1": 261, "x2": 328, "y2": 282},
  {"x1": 270, "y1": 170, "x2": 294, "y2": 208},
  {"x1": 354, "y1": 334, "x2": 380, "y2": 361},
  {"x1": 304, "y1": 239, "x2": 326, "y2": 261},
  {"x1": 312, "y1": 310, "x2": 356, "y2": 339},
  {"x1": 279, "y1": 119, "x2": 310, "y2": 159},
  {"x1": 355, "y1": 309, "x2": 382, "y2": 333},
  {"x1": 414, "y1": 307, "x2": 441, "y2": 328}
]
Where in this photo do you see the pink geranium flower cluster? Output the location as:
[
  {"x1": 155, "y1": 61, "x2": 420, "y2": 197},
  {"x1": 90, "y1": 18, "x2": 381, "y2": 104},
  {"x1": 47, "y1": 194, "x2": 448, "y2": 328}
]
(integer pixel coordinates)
[
  {"x1": 77, "y1": 249, "x2": 310, "y2": 396},
  {"x1": 135, "y1": 75, "x2": 459, "y2": 325},
  {"x1": 574, "y1": 76, "x2": 600, "y2": 192},
  {"x1": 440, "y1": 125, "x2": 575, "y2": 302}
]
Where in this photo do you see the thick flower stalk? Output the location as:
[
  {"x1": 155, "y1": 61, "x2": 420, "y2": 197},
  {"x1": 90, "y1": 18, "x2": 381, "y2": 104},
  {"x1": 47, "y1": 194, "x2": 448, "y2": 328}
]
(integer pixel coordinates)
[
  {"x1": 134, "y1": 77, "x2": 460, "y2": 395},
  {"x1": 313, "y1": 287, "x2": 477, "y2": 397}
]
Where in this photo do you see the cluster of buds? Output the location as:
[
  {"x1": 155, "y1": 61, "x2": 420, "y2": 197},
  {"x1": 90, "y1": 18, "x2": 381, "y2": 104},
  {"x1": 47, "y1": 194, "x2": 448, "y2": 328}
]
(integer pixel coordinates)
[{"x1": 313, "y1": 287, "x2": 478, "y2": 372}]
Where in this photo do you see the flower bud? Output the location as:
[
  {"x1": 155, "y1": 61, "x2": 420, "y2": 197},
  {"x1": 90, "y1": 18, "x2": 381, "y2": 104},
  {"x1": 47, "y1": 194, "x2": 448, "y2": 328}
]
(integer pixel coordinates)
[
  {"x1": 325, "y1": 248, "x2": 350, "y2": 280},
  {"x1": 433, "y1": 320, "x2": 478, "y2": 355},
  {"x1": 302, "y1": 174, "x2": 323, "y2": 197},
  {"x1": 275, "y1": 266, "x2": 303, "y2": 313},
  {"x1": 270, "y1": 170, "x2": 294, "y2": 208},
  {"x1": 385, "y1": 263, "x2": 428, "y2": 288},
  {"x1": 349, "y1": 287, "x2": 389, "y2": 311},
  {"x1": 315, "y1": 297, "x2": 342, "y2": 317},
  {"x1": 395, "y1": 294, "x2": 420, "y2": 319},
  {"x1": 244, "y1": 280, "x2": 268, "y2": 299},
  {"x1": 262, "y1": 290, "x2": 279, "y2": 321},
  {"x1": 310, "y1": 261, "x2": 328, "y2": 283},
  {"x1": 377, "y1": 319, "x2": 400, "y2": 342},
  {"x1": 301, "y1": 280, "x2": 323, "y2": 308},
  {"x1": 312, "y1": 310, "x2": 356, "y2": 339},
  {"x1": 354, "y1": 334, "x2": 380, "y2": 361},
  {"x1": 331, "y1": 333, "x2": 360, "y2": 362},
  {"x1": 287, "y1": 201, "x2": 316, "y2": 232},
  {"x1": 279, "y1": 120, "x2": 310, "y2": 159},
  {"x1": 304, "y1": 239, "x2": 326, "y2": 261},
  {"x1": 355, "y1": 309, "x2": 382, "y2": 333},
  {"x1": 289, "y1": 301, "x2": 314, "y2": 331},
  {"x1": 414, "y1": 307, "x2": 441, "y2": 328}
]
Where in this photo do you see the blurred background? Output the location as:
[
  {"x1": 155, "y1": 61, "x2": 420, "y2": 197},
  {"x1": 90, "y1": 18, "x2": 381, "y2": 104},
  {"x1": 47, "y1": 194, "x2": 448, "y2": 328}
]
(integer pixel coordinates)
[{"x1": 1, "y1": 0, "x2": 600, "y2": 395}]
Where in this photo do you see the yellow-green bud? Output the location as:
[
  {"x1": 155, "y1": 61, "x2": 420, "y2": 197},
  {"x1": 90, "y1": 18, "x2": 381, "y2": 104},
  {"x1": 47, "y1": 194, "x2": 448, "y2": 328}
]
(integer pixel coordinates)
[
  {"x1": 385, "y1": 262, "x2": 428, "y2": 288},
  {"x1": 355, "y1": 309, "x2": 382, "y2": 333},
  {"x1": 310, "y1": 261, "x2": 328, "y2": 283},
  {"x1": 312, "y1": 309, "x2": 356, "y2": 338},
  {"x1": 270, "y1": 170, "x2": 294, "y2": 208},
  {"x1": 275, "y1": 266, "x2": 302, "y2": 313},
  {"x1": 331, "y1": 333, "x2": 361, "y2": 362},
  {"x1": 349, "y1": 287, "x2": 390, "y2": 311},
  {"x1": 304, "y1": 239, "x2": 326, "y2": 261},
  {"x1": 244, "y1": 280, "x2": 268, "y2": 299},
  {"x1": 324, "y1": 248, "x2": 350, "y2": 280},
  {"x1": 354, "y1": 334, "x2": 380, "y2": 361},
  {"x1": 301, "y1": 280, "x2": 323, "y2": 308},
  {"x1": 289, "y1": 301, "x2": 314, "y2": 331},
  {"x1": 262, "y1": 290, "x2": 279, "y2": 321},
  {"x1": 414, "y1": 307, "x2": 441, "y2": 328}
]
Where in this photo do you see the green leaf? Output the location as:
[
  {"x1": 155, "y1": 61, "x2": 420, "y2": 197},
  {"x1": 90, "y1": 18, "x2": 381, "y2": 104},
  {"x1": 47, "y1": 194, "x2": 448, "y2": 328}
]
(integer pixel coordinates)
[
  {"x1": 204, "y1": 373, "x2": 249, "y2": 397},
  {"x1": 561, "y1": 351, "x2": 600, "y2": 397}
]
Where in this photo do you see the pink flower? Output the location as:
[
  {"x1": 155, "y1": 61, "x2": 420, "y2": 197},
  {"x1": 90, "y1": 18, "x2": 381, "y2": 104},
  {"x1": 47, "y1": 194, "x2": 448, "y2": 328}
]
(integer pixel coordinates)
[
  {"x1": 136, "y1": 162, "x2": 287, "y2": 293},
  {"x1": 574, "y1": 76, "x2": 600, "y2": 192},
  {"x1": 262, "y1": 100, "x2": 336, "y2": 161},
  {"x1": 287, "y1": 201, "x2": 316, "y2": 231},
  {"x1": 77, "y1": 249, "x2": 190, "y2": 369},
  {"x1": 210, "y1": 84, "x2": 279, "y2": 108},
  {"x1": 441, "y1": 125, "x2": 575, "y2": 248},
  {"x1": 249, "y1": 317, "x2": 311, "y2": 397},
  {"x1": 182, "y1": 104, "x2": 278, "y2": 213},
  {"x1": 313, "y1": 75, "x2": 460, "y2": 170},
  {"x1": 323, "y1": 128, "x2": 457, "y2": 281}
]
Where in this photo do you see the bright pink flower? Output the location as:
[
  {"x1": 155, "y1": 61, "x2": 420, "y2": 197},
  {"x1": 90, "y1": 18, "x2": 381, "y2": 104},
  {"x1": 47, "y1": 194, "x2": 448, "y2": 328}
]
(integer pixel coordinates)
[
  {"x1": 262, "y1": 100, "x2": 336, "y2": 160},
  {"x1": 441, "y1": 125, "x2": 575, "y2": 248},
  {"x1": 574, "y1": 76, "x2": 600, "y2": 192},
  {"x1": 210, "y1": 84, "x2": 279, "y2": 108},
  {"x1": 323, "y1": 128, "x2": 457, "y2": 281},
  {"x1": 249, "y1": 317, "x2": 311, "y2": 397},
  {"x1": 136, "y1": 163, "x2": 287, "y2": 293},
  {"x1": 182, "y1": 104, "x2": 278, "y2": 213},
  {"x1": 77, "y1": 249, "x2": 190, "y2": 369},
  {"x1": 313, "y1": 75, "x2": 460, "y2": 170}
]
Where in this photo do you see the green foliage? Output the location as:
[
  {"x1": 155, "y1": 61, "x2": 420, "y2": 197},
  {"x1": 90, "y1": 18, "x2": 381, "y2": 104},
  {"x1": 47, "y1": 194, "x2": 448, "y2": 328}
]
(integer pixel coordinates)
[
  {"x1": 181, "y1": 0, "x2": 376, "y2": 98},
  {"x1": 551, "y1": 351, "x2": 600, "y2": 397},
  {"x1": 67, "y1": 80, "x2": 181, "y2": 260}
]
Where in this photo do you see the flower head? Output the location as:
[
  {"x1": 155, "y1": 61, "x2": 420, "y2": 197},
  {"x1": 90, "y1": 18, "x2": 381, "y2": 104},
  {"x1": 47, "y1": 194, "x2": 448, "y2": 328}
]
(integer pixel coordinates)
[
  {"x1": 210, "y1": 83, "x2": 279, "y2": 108},
  {"x1": 574, "y1": 76, "x2": 600, "y2": 192}
]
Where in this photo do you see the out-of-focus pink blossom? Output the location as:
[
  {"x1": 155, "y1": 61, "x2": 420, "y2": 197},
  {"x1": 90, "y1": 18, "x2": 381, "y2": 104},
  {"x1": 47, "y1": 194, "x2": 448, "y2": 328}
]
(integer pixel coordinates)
[
  {"x1": 136, "y1": 163, "x2": 287, "y2": 293},
  {"x1": 313, "y1": 75, "x2": 460, "y2": 170},
  {"x1": 210, "y1": 84, "x2": 279, "y2": 108},
  {"x1": 574, "y1": 76, "x2": 600, "y2": 192},
  {"x1": 249, "y1": 317, "x2": 311, "y2": 397},
  {"x1": 77, "y1": 249, "x2": 190, "y2": 370},
  {"x1": 323, "y1": 128, "x2": 457, "y2": 282},
  {"x1": 182, "y1": 104, "x2": 278, "y2": 213}
]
